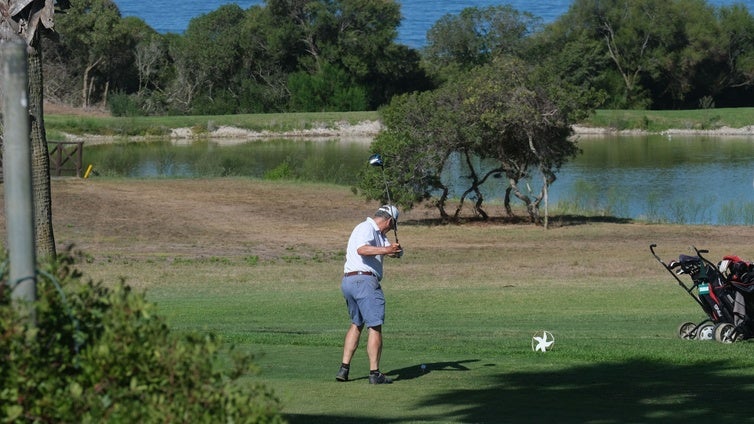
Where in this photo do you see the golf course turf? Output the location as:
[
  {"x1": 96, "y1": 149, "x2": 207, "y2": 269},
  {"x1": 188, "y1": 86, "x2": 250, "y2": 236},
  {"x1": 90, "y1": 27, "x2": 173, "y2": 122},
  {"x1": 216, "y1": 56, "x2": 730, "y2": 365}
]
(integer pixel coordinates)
[{"x1": 3, "y1": 177, "x2": 754, "y2": 423}]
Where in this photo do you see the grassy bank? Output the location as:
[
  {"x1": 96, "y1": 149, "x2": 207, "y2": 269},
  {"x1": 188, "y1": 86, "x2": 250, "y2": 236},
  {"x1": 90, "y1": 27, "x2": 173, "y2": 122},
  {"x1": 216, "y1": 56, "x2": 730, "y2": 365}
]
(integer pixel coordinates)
[
  {"x1": 44, "y1": 110, "x2": 380, "y2": 139},
  {"x1": 43, "y1": 108, "x2": 754, "y2": 139},
  {"x1": 12, "y1": 178, "x2": 754, "y2": 423},
  {"x1": 581, "y1": 107, "x2": 754, "y2": 132}
]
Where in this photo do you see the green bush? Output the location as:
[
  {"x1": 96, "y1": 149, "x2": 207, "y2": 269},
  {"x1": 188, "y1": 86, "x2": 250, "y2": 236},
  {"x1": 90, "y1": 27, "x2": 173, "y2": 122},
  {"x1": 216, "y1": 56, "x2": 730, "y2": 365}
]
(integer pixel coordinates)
[
  {"x1": 0, "y1": 248, "x2": 283, "y2": 423},
  {"x1": 287, "y1": 63, "x2": 367, "y2": 112},
  {"x1": 108, "y1": 92, "x2": 146, "y2": 117},
  {"x1": 263, "y1": 162, "x2": 296, "y2": 181}
]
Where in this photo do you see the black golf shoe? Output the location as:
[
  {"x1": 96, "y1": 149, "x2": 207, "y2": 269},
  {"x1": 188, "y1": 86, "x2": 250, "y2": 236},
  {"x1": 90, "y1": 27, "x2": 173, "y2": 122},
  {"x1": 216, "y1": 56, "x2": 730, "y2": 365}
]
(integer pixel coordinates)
[
  {"x1": 336, "y1": 365, "x2": 349, "y2": 382},
  {"x1": 368, "y1": 372, "x2": 392, "y2": 384}
]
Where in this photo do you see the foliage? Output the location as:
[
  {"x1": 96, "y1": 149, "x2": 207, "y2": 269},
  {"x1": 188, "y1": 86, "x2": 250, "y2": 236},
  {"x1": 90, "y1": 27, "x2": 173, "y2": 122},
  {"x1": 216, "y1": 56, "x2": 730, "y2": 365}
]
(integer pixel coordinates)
[
  {"x1": 362, "y1": 56, "x2": 583, "y2": 222},
  {"x1": 287, "y1": 63, "x2": 367, "y2": 112},
  {"x1": 43, "y1": 0, "x2": 427, "y2": 115},
  {"x1": 541, "y1": 0, "x2": 754, "y2": 109},
  {"x1": 40, "y1": 0, "x2": 754, "y2": 114},
  {"x1": 423, "y1": 5, "x2": 542, "y2": 82},
  {"x1": 0, "y1": 248, "x2": 283, "y2": 423},
  {"x1": 46, "y1": 0, "x2": 139, "y2": 107},
  {"x1": 107, "y1": 91, "x2": 146, "y2": 117}
]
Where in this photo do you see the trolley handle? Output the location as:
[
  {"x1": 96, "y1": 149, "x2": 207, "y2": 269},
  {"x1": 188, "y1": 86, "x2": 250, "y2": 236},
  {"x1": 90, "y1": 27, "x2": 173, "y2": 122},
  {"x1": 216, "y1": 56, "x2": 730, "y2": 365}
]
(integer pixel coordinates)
[{"x1": 692, "y1": 245, "x2": 717, "y2": 268}]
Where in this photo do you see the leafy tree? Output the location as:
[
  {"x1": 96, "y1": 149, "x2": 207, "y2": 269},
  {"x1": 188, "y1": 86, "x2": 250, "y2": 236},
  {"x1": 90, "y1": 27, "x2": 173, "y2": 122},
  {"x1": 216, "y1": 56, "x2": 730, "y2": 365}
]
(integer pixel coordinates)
[
  {"x1": 52, "y1": 0, "x2": 137, "y2": 107},
  {"x1": 543, "y1": 0, "x2": 754, "y2": 109},
  {"x1": 423, "y1": 5, "x2": 542, "y2": 82},
  {"x1": 363, "y1": 57, "x2": 584, "y2": 223},
  {"x1": 713, "y1": 4, "x2": 754, "y2": 106},
  {"x1": 262, "y1": 0, "x2": 429, "y2": 110},
  {"x1": 174, "y1": 4, "x2": 247, "y2": 114},
  {"x1": 362, "y1": 86, "x2": 469, "y2": 218},
  {"x1": 464, "y1": 58, "x2": 580, "y2": 224}
]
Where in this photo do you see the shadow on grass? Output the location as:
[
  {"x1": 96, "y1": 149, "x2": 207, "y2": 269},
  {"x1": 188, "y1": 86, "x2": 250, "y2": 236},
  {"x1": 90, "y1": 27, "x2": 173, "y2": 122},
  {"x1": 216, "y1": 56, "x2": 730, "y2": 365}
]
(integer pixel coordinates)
[
  {"x1": 286, "y1": 357, "x2": 754, "y2": 423},
  {"x1": 388, "y1": 359, "x2": 480, "y2": 381},
  {"x1": 403, "y1": 214, "x2": 632, "y2": 228}
]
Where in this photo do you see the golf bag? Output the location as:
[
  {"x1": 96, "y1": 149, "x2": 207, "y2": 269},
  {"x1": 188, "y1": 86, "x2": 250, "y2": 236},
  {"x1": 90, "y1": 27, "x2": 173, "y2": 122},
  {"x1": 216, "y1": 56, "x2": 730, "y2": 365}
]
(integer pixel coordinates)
[{"x1": 650, "y1": 244, "x2": 750, "y2": 343}]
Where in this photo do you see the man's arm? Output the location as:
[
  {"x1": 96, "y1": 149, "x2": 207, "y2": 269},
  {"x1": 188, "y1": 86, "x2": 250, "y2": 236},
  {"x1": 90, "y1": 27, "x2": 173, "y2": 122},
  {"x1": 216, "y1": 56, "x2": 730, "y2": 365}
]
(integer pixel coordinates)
[{"x1": 357, "y1": 243, "x2": 402, "y2": 257}]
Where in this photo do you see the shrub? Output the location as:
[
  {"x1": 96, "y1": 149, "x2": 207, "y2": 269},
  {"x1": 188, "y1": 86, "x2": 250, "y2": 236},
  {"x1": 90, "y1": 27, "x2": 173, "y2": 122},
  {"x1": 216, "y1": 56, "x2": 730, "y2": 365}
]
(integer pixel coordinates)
[
  {"x1": 0, "y1": 248, "x2": 283, "y2": 423},
  {"x1": 108, "y1": 92, "x2": 145, "y2": 117},
  {"x1": 263, "y1": 162, "x2": 296, "y2": 181},
  {"x1": 287, "y1": 63, "x2": 367, "y2": 112}
]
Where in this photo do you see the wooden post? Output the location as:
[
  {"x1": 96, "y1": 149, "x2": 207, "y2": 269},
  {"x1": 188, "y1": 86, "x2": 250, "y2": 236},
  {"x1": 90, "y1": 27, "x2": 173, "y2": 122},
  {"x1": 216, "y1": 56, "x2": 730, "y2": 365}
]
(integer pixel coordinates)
[{"x1": 2, "y1": 39, "x2": 37, "y2": 311}]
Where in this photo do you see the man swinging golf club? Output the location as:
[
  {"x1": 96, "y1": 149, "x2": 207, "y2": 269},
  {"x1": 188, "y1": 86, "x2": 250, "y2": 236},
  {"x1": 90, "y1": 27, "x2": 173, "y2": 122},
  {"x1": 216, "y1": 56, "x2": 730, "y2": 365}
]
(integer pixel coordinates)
[{"x1": 336, "y1": 204, "x2": 402, "y2": 384}]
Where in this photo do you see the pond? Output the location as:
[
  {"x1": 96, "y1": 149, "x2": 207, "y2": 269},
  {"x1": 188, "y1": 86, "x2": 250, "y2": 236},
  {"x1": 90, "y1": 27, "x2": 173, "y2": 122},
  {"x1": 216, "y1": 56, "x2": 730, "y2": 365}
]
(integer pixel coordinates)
[
  {"x1": 81, "y1": 134, "x2": 754, "y2": 225},
  {"x1": 553, "y1": 134, "x2": 754, "y2": 225},
  {"x1": 83, "y1": 138, "x2": 371, "y2": 185}
]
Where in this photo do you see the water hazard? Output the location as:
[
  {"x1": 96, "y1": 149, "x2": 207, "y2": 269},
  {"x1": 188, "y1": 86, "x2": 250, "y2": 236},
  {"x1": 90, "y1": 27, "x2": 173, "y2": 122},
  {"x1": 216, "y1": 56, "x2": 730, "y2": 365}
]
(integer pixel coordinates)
[{"x1": 81, "y1": 134, "x2": 754, "y2": 225}]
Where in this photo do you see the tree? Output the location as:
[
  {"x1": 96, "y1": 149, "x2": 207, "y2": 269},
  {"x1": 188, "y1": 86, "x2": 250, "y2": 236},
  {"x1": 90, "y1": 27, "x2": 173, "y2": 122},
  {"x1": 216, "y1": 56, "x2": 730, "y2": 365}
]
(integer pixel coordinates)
[
  {"x1": 177, "y1": 4, "x2": 246, "y2": 114},
  {"x1": 262, "y1": 0, "x2": 429, "y2": 110},
  {"x1": 714, "y1": 4, "x2": 754, "y2": 106},
  {"x1": 464, "y1": 58, "x2": 580, "y2": 224},
  {"x1": 423, "y1": 5, "x2": 542, "y2": 82},
  {"x1": 541, "y1": 0, "x2": 754, "y2": 109},
  {"x1": 363, "y1": 86, "x2": 470, "y2": 219},
  {"x1": 52, "y1": 0, "x2": 136, "y2": 107},
  {"x1": 363, "y1": 57, "x2": 584, "y2": 223},
  {"x1": 0, "y1": 0, "x2": 64, "y2": 259}
]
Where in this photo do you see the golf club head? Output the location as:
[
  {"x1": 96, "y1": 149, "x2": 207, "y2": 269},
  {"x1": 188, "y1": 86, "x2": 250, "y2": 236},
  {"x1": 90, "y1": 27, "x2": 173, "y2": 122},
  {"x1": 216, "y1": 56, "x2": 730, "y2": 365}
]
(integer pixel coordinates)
[{"x1": 368, "y1": 153, "x2": 384, "y2": 167}]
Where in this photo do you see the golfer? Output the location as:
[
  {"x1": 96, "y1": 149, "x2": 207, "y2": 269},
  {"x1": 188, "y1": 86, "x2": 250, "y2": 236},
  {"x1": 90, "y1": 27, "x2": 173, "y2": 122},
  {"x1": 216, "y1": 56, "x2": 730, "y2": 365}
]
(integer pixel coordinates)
[{"x1": 336, "y1": 205, "x2": 402, "y2": 384}]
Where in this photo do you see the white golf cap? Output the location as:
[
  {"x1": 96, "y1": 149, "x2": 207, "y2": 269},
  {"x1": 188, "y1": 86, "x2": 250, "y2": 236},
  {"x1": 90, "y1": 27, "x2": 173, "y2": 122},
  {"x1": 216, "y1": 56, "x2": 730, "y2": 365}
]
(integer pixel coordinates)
[{"x1": 378, "y1": 205, "x2": 399, "y2": 222}]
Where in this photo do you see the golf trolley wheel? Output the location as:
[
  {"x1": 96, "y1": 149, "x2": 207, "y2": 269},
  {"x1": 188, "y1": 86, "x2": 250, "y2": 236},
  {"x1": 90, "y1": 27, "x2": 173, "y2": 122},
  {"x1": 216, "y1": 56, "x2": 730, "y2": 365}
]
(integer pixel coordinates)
[
  {"x1": 696, "y1": 323, "x2": 715, "y2": 341},
  {"x1": 677, "y1": 322, "x2": 697, "y2": 340},
  {"x1": 713, "y1": 323, "x2": 739, "y2": 343}
]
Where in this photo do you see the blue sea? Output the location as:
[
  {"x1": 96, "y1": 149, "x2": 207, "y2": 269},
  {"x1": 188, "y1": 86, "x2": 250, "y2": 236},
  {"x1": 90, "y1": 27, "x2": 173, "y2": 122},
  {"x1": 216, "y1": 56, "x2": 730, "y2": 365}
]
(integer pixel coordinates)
[{"x1": 113, "y1": 0, "x2": 754, "y2": 48}]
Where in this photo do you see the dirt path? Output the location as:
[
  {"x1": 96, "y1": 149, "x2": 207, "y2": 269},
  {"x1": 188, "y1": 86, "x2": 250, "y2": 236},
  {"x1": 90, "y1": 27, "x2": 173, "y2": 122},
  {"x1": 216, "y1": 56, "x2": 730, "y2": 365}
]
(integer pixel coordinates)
[{"x1": 2, "y1": 177, "x2": 753, "y2": 263}]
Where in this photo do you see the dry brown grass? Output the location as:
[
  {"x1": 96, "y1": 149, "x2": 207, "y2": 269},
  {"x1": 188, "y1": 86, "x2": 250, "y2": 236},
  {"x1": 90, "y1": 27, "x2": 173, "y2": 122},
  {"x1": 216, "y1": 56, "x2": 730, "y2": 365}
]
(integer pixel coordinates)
[{"x1": 2, "y1": 178, "x2": 754, "y2": 291}]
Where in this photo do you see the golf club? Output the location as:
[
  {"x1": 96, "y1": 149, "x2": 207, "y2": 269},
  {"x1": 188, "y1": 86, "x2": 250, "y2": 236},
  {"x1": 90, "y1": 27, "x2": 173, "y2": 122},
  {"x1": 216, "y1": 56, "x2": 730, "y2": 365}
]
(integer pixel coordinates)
[{"x1": 368, "y1": 153, "x2": 400, "y2": 246}]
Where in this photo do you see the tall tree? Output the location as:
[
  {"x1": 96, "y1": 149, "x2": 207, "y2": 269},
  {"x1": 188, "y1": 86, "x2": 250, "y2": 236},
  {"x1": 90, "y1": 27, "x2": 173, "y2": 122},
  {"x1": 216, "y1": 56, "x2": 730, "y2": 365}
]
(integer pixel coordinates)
[
  {"x1": 543, "y1": 0, "x2": 754, "y2": 109},
  {"x1": 263, "y1": 0, "x2": 428, "y2": 110},
  {"x1": 53, "y1": 0, "x2": 134, "y2": 107},
  {"x1": 713, "y1": 4, "x2": 754, "y2": 106},
  {"x1": 0, "y1": 0, "x2": 65, "y2": 259},
  {"x1": 423, "y1": 5, "x2": 541, "y2": 82}
]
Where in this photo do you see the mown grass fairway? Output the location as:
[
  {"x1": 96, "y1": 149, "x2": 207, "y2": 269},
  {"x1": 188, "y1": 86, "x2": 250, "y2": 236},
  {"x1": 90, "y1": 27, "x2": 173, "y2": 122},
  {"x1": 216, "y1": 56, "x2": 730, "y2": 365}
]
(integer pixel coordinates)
[{"x1": 4, "y1": 178, "x2": 754, "y2": 423}]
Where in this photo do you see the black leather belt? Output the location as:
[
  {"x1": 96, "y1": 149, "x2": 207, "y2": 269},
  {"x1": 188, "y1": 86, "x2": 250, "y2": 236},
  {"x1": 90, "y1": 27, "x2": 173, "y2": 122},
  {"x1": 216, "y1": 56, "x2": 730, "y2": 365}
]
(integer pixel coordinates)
[{"x1": 344, "y1": 271, "x2": 374, "y2": 277}]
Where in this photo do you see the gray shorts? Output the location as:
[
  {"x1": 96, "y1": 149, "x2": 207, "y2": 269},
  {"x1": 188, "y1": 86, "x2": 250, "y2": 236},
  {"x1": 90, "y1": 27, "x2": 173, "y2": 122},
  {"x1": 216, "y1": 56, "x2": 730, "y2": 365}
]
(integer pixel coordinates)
[{"x1": 341, "y1": 274, "x2": 385, "y2": 328}]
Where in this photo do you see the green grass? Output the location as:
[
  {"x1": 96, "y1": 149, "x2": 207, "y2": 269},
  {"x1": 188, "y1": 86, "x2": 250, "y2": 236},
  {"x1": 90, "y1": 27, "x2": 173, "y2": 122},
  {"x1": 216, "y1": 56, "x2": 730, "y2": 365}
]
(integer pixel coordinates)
[
  {"x1": 44, "y1": 111, "x2": 380, "y2": 138},
  {"x1": 582, "y1": 107, "x2": 754, "y2": 132},
  {"x1": 44, "y1": 108, "x2": 754, "y2": 139},
  {"x1": 111, "y1": 240, "x2": 754, "y2": 424}
]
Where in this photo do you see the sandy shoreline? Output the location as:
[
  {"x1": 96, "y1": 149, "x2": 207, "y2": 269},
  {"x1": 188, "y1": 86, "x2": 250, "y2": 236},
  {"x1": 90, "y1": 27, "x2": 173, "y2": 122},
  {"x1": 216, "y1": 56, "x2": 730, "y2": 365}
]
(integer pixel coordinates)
[
  {"x1": 571, "y1": 124, "x2": 754, "y2": 137},
  {"x1": 64, "y1": 120, "x2": 754, "y2": 145}
]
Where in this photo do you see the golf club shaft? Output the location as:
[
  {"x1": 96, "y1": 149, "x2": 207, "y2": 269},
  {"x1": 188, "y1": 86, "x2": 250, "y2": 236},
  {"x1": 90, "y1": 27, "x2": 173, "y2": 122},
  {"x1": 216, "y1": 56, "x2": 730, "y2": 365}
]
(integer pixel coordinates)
[
  {"x1": 381, "y1": 166, "x2": 391, "y2": 205},
  {"x1": 380, "y1": 165, "x2": 398, "y2": 243}
]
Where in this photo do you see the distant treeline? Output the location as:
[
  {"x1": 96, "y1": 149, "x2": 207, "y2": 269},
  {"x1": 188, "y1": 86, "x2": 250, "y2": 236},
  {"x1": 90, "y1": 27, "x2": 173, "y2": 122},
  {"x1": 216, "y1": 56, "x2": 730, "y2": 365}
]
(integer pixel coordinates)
[{"x1": 42, "y1": 0, "x2": 754, "y2": 116}]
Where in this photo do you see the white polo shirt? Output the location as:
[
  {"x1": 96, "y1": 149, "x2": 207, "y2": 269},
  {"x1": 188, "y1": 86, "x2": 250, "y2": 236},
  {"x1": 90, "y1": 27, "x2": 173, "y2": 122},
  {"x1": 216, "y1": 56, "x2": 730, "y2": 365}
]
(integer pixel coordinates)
[{"x1": 343, "y1": 217, "x2": 391, "y2": 280}]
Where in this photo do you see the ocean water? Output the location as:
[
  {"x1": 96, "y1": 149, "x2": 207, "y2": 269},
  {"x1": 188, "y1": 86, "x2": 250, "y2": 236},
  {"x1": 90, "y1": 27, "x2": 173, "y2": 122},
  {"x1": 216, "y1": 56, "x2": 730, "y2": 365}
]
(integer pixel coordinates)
[{"x1": 112, "y1": 0, "x2": 754, "y2": 48}]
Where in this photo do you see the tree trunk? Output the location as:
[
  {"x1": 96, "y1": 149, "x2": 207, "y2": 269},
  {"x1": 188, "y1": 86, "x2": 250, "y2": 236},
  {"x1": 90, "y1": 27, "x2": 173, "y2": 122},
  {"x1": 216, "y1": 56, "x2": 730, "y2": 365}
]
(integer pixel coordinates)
[
  {"x1": 28, "y1": 37, "x2": 56, "y2": 259},
  {"x1": 103, "y1": 80, "x2": 109, "y2": 107},
  {"x1": 82, "y1": 57, "x2": 102, "y2": 107}
]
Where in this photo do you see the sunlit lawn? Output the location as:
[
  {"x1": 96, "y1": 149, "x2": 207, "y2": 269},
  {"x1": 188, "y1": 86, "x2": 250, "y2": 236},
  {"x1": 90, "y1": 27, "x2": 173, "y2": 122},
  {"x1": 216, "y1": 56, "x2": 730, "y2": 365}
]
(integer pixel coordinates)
[{"x1": 97, "y1": 222, "x2": 754, "y2": 424}]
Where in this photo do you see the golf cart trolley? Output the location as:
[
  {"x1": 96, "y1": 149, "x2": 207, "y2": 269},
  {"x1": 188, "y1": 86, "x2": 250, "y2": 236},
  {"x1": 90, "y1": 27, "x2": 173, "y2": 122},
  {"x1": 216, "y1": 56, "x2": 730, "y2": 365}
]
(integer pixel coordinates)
[{"x1": 650, "y1": 244, "x2": 754, "y2": 343}]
